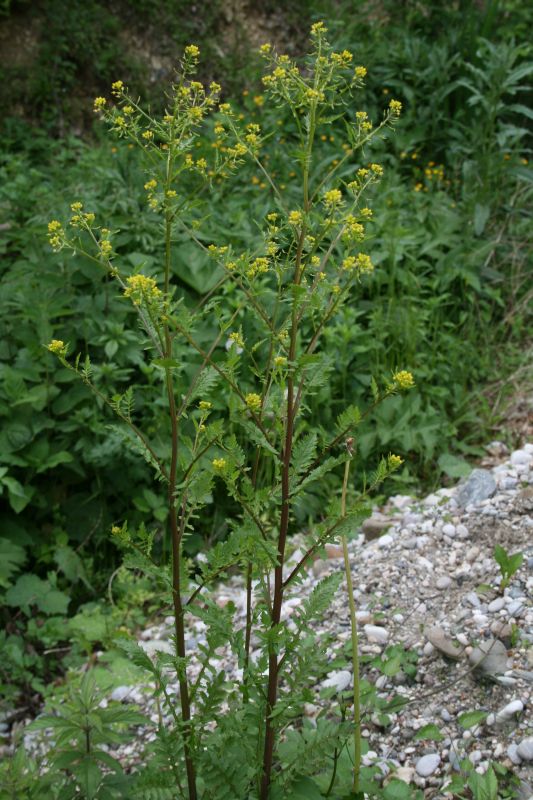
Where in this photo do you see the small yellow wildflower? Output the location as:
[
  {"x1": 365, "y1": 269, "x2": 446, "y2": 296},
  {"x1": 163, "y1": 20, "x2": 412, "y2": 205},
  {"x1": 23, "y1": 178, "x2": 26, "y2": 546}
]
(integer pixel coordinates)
[
  {"x1": 111, "y1": 525, "x2": 122, "y2": 536},
  {"x1": 144, "y1": 179, "x2": 157, "y2": 191},
  {"x1": 123, "y1": 105, "x2": 134, "y2": 115},
  {"x1": 166, "y1": 190, "x2": 177, "y2": 198},
  {"x1": 389, "y1": 99, "x2": 402, "y2": 116},
  {"x1": 288, "y1": 210, "x2": 303, "y2": 226},
  {"x1": 100, "y1": 240, "x2": 113, "y2": 258},
  {"x1": 212, "y1": 458, "x2": 227, "y2": 472},
  {"x1": 123, "y1": 274, "x2": 162, "y2": 304},
  {"x1": 259, "y1": 43, "x2": 271, "y2": 54},
  {"x1": 47, "y1": 339, "x2": 67, "y2": 356},
  {"x1": 392, "y1": 370, "x2": 415, "y2": 390},
  {"x1": 199, "y1": 400, "x2": 212, "y2": 410},
  {"x1": 388, "y1": 454, "x2": 404, "y2": 469},
  {"x1": 93, "y1": 96, "x2": 106, "y2": 112},
  {"x1": 142, "y1": 130, "x2": 154, "y2": 140},
  {"x1": 361, "y1": 207, "x2": 373, "y2": 218},
  {"x1": 310, "y1": 21, "x2": 327, "y2": 35},
  {"x1": 274, "y1": 356, "x2": 287, "y2": 367},
  {"x1": 253, "y1": 95, "x2": 265, "y2": 107},
  {"x1": 354, "y1": 66, "x2": 367, "y2": 79},
  {"x1": 357, "y1": 168, "x2": 369, "y2": 180},
  {"x1": 185, "y1": 44, "x2": 200, "y2": 59},
  {"x1": 323, "y1": 188, "x2": 343, "y2": 208},
  {"x1": 370, "y1": 163, "x2": 383, "y2": 176},
  {"x1": 48, "y1": 220, "x2": 62, "y2": 233},
  {"x1": 267, "y1": 212, "x2": 278, "y2": 223},
  {"x1": 70, "y1": 202, "x2": 83, "y2": 212},
  {"x1": 245, "y1": 393, "x2": 262, "y2": 412},
  {"x1": 228, "y1": 332, "x2": 245, "y2": 349},
  {"x1": 84, "y1": 212, "x2": 95, "y2": 224},
  {"x1": 111, "y1": 80, "x2": 124, "y2": 96}
]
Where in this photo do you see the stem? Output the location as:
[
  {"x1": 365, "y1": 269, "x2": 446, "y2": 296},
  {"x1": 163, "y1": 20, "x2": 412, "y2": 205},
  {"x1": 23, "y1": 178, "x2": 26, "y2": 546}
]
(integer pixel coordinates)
[
  {"x1": 340, "y1": 458, "x2": 361, "y2": 794},
  {"x1": 163, "y1": 175, "x2": 196, "y2": 798}
]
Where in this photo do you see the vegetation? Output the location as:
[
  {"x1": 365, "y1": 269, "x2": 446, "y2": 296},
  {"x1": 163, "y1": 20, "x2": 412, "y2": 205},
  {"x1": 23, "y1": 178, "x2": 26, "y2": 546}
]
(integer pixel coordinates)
[{"x1": 0, "y1": 1, "x2": 531, "y2": 797}]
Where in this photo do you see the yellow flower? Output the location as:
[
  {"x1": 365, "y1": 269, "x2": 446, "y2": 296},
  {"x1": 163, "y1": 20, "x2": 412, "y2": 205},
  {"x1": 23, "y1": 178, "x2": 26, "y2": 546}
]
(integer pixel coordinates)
[
  {"x1": 388, "y1": 454, "x2": 404, "y2": 469},
  {"x1": 123, "y1": 274, "x2": 162, "y2": 304},
  {"x1": 48, "y1": 220, "x2": 62, "y2": 233},
  {"x1": 142, "y1": 130, "x2": 154, "y2": 140},
  {"x1": 389, "y1": 99, "x2": 402, "y2": 116},
  {"x1": 323, "y1": 188, "x2": 343, "y2": 208},
  {"x1": 212, "y1": 458, "x2": 227, "y2": 472},
  {"x1": 144, "y1": 179, "x2": 157, "y2": 191},
  {"x1": 111, "y1": 525, "x2": 121, "y2": 536},
  {"x1": 354, "y1": 66, "x2": 367, "y2": 79},
  {"x1": 228, "y1": 331, "x2": 245, "y2": 349},
  {"x1": 47, "y1": 339, "x2": 67, "y2": 356},
  {"x1": 288, "y1": 210, "x2": 303, "y2": 226},
  {"x1": 166, "y1": 190, "x2": 177, "y2": 198},
  {"x1": 84, "y1": 212, "x2": 95, "y2": 224},
  {"x1": 93, "y1": 96, "x2": 106, "y2": 111},
  {"x1": 392, "y1": 370, "x2": 415, "y2": 390},
  {"x1": 245, "y1": 393, "x2": 262, "y2": 412},
  {"x1": 342, "y1": 254, "x2": 374, "y2": 274},
  {"x1": 100, "y1": 240, "x2": 113, "y2": 258},
  {"x1": 199, "y1": 400, "x2": 212, "y2": 410},
  {"x1": 259, "y1": 43, "x2": 271, "y2": 54},
  {"x1": 70, "y1": 202, "x2": 83, "y2": 212},
  {"x1": 357, "y1": 167, "x2": 369, "y2": 180},
  {"x1": 267, "y1": 212, "x2": 278, "y2": 223},
  {"x1": 310, "y1": 21, "x2": 327, "y2": 35},
  {"x1": 253, "y1": 95, "x2": 265, "y2": 107},
  {"x1": 124, "y1": 105, "x2": 134, "y2": 115},
  {"x1": 370, "y1": 163, "x2": 383, "y2": 176},
  {"x1": 274, "y1": 356, "x2": 287, "y2": 367},
  {"x1": 185, "y1": 44, "x2": 200, "y2": 59},
  {"x1": 111, "y1": 80, "x2": 124, "y2": 96},
  {"x1": 361, "y1": 207, "x2": 373, "y2": 218},
  {"x1": 209, "y1": 81, "x2": 221, "y2": 93}
]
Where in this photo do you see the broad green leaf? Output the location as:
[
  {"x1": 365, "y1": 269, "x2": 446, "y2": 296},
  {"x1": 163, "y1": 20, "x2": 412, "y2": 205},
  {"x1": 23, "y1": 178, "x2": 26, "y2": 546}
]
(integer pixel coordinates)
[
  {"x1": 458, "y1": 710, "x2": 487, "y2": 729},
  {"x1": 414, "y1": 723, "x2": 444, "y2": 741}
]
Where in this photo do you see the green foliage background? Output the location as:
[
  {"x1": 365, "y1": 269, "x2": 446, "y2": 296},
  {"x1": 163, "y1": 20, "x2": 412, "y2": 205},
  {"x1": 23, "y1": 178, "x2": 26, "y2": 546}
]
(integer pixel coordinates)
[{"x1": 0, "y1": 0, "x2": 532, "y2": 707}]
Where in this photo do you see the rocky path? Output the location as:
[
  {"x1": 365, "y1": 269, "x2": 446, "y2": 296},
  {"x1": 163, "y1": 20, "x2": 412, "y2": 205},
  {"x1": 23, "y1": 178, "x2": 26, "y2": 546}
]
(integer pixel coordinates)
[{"x1": 26, "y1": 442, "x2": 533, "y2": 797}]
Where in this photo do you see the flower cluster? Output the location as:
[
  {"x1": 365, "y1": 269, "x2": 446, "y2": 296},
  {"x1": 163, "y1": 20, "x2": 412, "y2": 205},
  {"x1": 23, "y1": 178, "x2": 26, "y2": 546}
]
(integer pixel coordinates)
[
  {"x1": 47, "y1": 220, "x2": 64, "y2": 250},
  {"x1": 212, "y1": 458, "x2": 227, "y2": 472},
  {"x1": 392, "y1": 370, "x2": 415, "y2": 390},
  {"x1": 388, "y1": 454, "x2": 404, "y2": 469},
  {"x1": 123, "y1": 274, "x2": 162, "y2": 306},
  {"x1": 47, "y1": 339, "x2": 67, "y2": 357},
  {"x1": 244, "y1": 393, "x2": 262, "y2": 412},
  {"x1": 342, "y1": 253, "x2": 374, "y2": 274}
]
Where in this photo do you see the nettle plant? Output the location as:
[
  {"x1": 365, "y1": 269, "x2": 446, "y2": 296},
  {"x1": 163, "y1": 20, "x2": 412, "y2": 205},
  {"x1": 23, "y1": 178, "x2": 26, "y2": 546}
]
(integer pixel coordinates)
[{"x1": 45, "y1": 23, "x2": 415, "y2": 800}]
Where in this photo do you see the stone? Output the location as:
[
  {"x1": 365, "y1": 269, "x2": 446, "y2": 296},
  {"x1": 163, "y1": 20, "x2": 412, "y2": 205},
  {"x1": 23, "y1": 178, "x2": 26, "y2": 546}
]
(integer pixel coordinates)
[
  {"x1": 436, "y1": 576, "x2": 452, "y2": 590},
  {"x1": 488, "y1": 699, "x2": 524, "y2": 726},
  {"x1": 323, "y1": 669, "x2": 352, "y2": 692},
  {"x1": 488, "y1": 597, "x2": 505, "y2": 613},
  {"x1": 442, "y1": 523, "x2": 456, "y2": 537},
  {"x1": 456, "y1": 469, "x2": 496, "y2": 507},
  {"x1": 517, "y1": 737, "x2": 533, "y2": 762},
  {"x1": 110, "y1": 686, "x2": 134, "y2": 702},
  {"x1": 364, "y1": 624, "x2": 389, "y2": 644},
  {"x1": 378, "y1": 533, "x2": 394, "y2": 548},
  {"x1": 426, "y1": 626, "x2": 463, "y2": 660},
  {"x1": 456, "y1": 524, "x2": 470, "y2": 539},
  {"x1": 490, "y1": 620, "x2": 513, "y2": 646},
  {"x1": 395, "y1": 766, "x2": 415, "y2": 784},
  {"x1": 468, "y1": 638, "x2": 508, "y2": 677},
  {"x1": 362, "y1": 513, "x2": 395, "y2": 540},
  {"x1": 508, "y1": 744, "x2": 522, "y2": 765},
  {"x1": 325, "y1": 544, "x2": 344, "y2": 559},
  {"x1": 506, "y1": 600, "x2": 525, "y2": 618},
  {"x1": 511, "y1": 449, "x2": 531, "y2": 466},
  {"x1": 415, "y1": 753, "x2": 441, "y2": 777}
]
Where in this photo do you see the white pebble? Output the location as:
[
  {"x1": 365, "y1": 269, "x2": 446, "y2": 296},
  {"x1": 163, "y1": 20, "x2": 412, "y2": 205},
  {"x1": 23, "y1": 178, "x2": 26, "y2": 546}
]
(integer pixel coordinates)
[
  {"x1": 364, "y1": 624, "x2": 389, "y2": 644},
  {"x1": 415, "y1": 753, "x2": 441, "y2": 777}
]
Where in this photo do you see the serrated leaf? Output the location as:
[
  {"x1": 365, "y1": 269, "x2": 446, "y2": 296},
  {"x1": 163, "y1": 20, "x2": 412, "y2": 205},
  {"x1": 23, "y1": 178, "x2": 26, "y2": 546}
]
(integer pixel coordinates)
[
  {"x1": 414, "y1": 723, "x2": 444, "y2": 741},
  {"x1": 458, "y1": 710, "x2": 487, "y2": 729}
]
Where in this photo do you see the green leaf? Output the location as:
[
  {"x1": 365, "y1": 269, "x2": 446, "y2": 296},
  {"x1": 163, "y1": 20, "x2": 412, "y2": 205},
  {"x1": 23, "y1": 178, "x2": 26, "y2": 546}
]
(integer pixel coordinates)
[
  {"x1": 458, "y1": 710, "x2": 487, "y2": 729},
  {"x1": 5, "y1": 574, "x2": 70, "y2": 615},
  {"x1": 414, "y1": 723, "x2": 444, "y2": 741},
  {"x1": 284, "y1": 777, "x2": 323, "y2": 799},
  {"x1": 474, "y1": 203, "x2": 490, "y2": 236},
  {"x1": 0, "y1": 538, "x2": 26, "y2": 588},
  {"x1": 383, "y1": 778, "x2": 413, "y2": 799},
  {"x1": 438, "y1": 453, "x2": 471, "y2": 479}
]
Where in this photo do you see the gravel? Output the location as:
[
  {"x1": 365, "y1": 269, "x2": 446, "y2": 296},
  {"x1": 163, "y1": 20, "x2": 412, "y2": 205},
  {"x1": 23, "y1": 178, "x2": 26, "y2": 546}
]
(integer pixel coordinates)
[{"x1": 12, "y1": 441, "x2": 533, "y2": 793}]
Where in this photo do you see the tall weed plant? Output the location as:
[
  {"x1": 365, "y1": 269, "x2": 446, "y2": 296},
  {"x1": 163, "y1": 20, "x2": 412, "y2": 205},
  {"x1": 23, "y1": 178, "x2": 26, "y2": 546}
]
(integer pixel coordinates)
[{"x1": 40, "y1": 26, "x2": 415, "y2": 799}]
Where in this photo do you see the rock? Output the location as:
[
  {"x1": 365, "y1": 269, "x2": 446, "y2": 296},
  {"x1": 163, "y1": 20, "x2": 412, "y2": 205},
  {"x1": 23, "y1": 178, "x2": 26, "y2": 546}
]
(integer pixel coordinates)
[
  {"x1": 377, "y1": 533, "x2": 394, "y2": 548},
  {"x1": 517, "y1": 780, "x2": 533, "y2": 800},
  {"x1": 394, "y1": 766, "x2": 415, "y2": 784},
  {"x1": 139, "y1": 639, "x2": 174, "y2": 656},
  {"x1": 490, "y1": 620, "x2": 513, "y2": 646},
  {"x1": 517, "y1": 737, "x2": 533, "y2": 762},
  {"x1": 426, "y1": 626, "x2": 463, "y2": 660},
  {"x1": 507, "y1": 599, "x2": 525, "y2": 618},
  {"x1": 364, "y1": 624, "x2": 389, "y2": 644},
  {"x1": 325, "y1": 544, "x2": 344, "y2": 559},
  {"x1": 508, "y1": 744, "x2": 522, "y2": 765},
  {"x1": 456, "y1": 524, "x2": 470, "y2": 539},
  {"x1": 110, "y1": 686, "x2": 134, "y2": 702},
  {"x1": 511, "y1": 449, "x2": 531, "y2": 466},
  {"x1": 442, "y1": 524, "x2": 456, "y2": 537},
  {"x1": 488, "y1": 597, "x2": 505, "y2": 613},
  {"x1": 415, "y1": 753, "x2": 441, "y2": 777},
  {"x1": 468, "y1": 638, "x2": 508, "y2": 677},
  {"x1": 456, "y1": 469, "x2": 496, "y2": 507},
  {"x1": 362, "y1": 513, "x2": 395, "y2": 540},
  {"x1": 488, "y1": 699, "x2": 524, "y2": 726},
  {"x1": 323, "y1": 670, "x2": 352, "y2": 692},
  {"x1": 436, "y1": 576, "x2": 452, "y2": 590}
]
